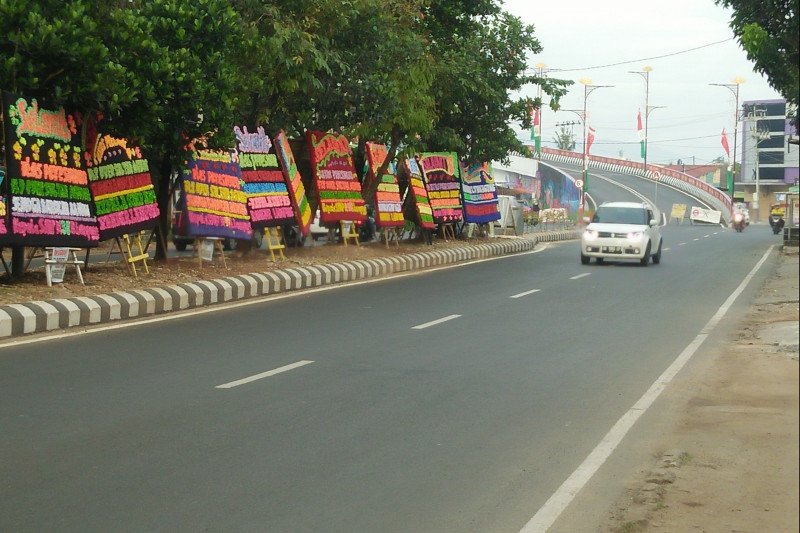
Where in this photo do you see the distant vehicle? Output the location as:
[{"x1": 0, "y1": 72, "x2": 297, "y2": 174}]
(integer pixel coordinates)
[{"x1": 580, "y1": 201, "x2": 662, "y2": 266}]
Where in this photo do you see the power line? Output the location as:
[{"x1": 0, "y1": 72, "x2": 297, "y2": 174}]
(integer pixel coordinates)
[{"x1": 540, "y1": 38, "x2": 734, "y2": 73}]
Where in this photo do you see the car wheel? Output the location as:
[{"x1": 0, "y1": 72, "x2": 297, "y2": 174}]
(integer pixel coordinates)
[
  {"x1": 653, "y1": 240, "x2": 662, "y2": 264},
  {"x1": 581, "y1": 253, "x2": 590, "y2": 265},
  {"x1": 174, "y1": 241, "x2": 187, "y2": 251},
  {"x1": 640, "y1": 242, "x2": 651, "y2": 266}
]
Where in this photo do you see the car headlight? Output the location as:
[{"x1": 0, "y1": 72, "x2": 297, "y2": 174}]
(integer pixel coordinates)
[
  {"x1": 584, "y1": 229, "x2": 598, "y2": 240},
  {"x1": 627, "y1": 231, "x2": 643, "y2": 241}
]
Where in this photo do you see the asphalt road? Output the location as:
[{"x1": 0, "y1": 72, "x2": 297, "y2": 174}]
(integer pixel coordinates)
[{"x1": 0, "y1": 217, "x2": 781, "y2": 531}]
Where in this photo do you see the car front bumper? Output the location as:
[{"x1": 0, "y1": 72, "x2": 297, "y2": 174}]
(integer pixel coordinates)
[{"x1": 581, "y1": 238, "x2": 647, "y2": 259}]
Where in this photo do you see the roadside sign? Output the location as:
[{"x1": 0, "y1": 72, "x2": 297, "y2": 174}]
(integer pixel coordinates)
[{"x1": 575, "y1": 179, "x2": 584, "y2": 189}]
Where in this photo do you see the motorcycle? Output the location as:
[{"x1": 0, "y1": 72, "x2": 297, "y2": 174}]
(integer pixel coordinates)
[
  {"x1": 769, "y1": 215, "x2": 785, "y2": 235},
  {"x1": 732, "y1": 212, "x2": 746, "y2": 232}
]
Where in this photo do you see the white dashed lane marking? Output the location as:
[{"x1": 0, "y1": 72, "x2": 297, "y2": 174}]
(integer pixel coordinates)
[
  {"x1": 510, "y1": 289, "x2": 541, "y2": 299},
  {"x1": 412, "y1": 314, "x2": 462, "y2": 330},
  {"x1": 216, "y1": 360, "x2": 314, "y2": 389},
  {"x1": 570, "y1": 273, "x2": 591, "y2": 280}
]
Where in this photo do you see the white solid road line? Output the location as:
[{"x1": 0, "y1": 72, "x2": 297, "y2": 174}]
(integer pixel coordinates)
[
  {"x1": 216, "y1": 360, "x2": 314, "y2": 389},
  {"x1": 519, "y1": 245, "x2": 775, "y2": 533},
  {"x1": 570, "y1": 273, "x2": 590, "y2": 280},
  {"x1": 510, "y1": 289, "x2": 541, "y2": 299},
  {"x1": 412, "y1": 314, "x2": 461, "y2": 329}
]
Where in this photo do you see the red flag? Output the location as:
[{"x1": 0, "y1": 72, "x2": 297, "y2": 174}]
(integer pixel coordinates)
[
  {"x1": 721, "y1": 128, "x2": 730, "y2": 158},
  {"x1": 533, "y1": 107, "x2": 540, "y2": 127},
  {"x1": 587, "y1": 126, "x2": 596, "y2": 154}
]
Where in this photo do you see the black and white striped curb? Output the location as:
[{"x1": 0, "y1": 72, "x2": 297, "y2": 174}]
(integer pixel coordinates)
[{"x1": 0, "y1": 232, "x2": 577, "y2": 339}]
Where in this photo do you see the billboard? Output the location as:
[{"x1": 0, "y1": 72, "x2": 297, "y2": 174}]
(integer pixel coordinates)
[
  {"x1": 364, "y1": 142, "x2": 404, "y2": 228},
  {"x1": 2, "y1": 93, "x2": 99, "y2": 247},
  {"x1": 306, "y1": 131, "x2": 366, "y2": 225},
  {"x1": 460, "y1": 162, "x2": 500, "y2": 224},
  {"x1": 418, "y1": 152, "x2": 463, "y2": 223}
]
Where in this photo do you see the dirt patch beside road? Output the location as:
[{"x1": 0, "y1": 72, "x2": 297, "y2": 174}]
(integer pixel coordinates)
[{"x1": 605, "y1": 248, "x2": 799, "y2": 532}]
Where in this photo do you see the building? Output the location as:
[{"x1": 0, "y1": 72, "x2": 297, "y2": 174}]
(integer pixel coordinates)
[{"x1": 739, "y1": 99, "x2": 799, "y2": 221}]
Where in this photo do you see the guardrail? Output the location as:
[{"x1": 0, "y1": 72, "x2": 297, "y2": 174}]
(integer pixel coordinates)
[{"x1": 538, "y1": 147, "x2": 733, "y2": 223}]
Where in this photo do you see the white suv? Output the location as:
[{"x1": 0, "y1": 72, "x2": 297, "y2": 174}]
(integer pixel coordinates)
[{"x1": 581, "y1": 202, "x2": 662, "y2": 266}]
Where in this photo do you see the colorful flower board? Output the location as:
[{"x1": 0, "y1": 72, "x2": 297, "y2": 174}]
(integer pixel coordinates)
[
  {"x1": 399, "y1": 157, "x2": 436, "y2": 230},
  {"x1": 87, "y1": 134, "x2": 159, "y2": 240},
  {"x1": 0, "y1": 169, "x2": 9, "y2": 243},
  {"x1": 306, "y1": 131, "x2": 366, "y2": 225},
  {"x1": 460, "y1": 162, "x2": 500, "y2": 224},
  {"x1": 234, "y1": 125, "x2": 295, "y2": 229},
  {"x1": 2, "y1": 93, "x2": 99, "y2": 247},
  {"x1": 418, "y1": 152, "x2": 463, "y2": 223},
  {"x1": 274, "y1": 130, "x2": 312, "y2": 236},
  {"x1": 364, "y1": 142, "x2": 404, "y2": 228},
  {"x1": 180, "y1": 149, "x2": 252, "y2": 241}
]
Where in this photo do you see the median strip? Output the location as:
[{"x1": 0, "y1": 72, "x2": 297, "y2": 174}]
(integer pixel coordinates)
[{"x1": 216, "y1": 360, "x2": 314, "y2": 389}]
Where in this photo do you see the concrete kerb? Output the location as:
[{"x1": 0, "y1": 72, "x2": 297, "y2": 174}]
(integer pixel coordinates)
[{"x1": 0, "y1": 231, "x2": 578, "y2": 339}]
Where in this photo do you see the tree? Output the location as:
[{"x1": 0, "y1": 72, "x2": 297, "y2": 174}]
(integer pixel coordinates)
[
  {"x1": 715, "y1": 0, "x2": 799, "y2": 119},
  {"x1": 420, "y1": 1, "x2": 571, "y2": 164},
  {"x1": 553, "y1": 126, "x2": 576, "y2": 151}
]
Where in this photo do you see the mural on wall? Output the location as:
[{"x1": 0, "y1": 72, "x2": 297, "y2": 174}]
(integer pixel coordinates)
[
  {"x1": 364, "y1": 142, "x2": 404, "y2": 228},
  {"x1": 180, "y1": 149, "x2": 252, "y2": 241},
  {"x1": 306, "y1": 131, "x2": 366, "y2": 225},
  {"x1": 2, "y1": 93, "x2": 99, "y2": 247},
  {"x1": 398, "y1": 157, "x2": 436, "y2": 230},
  {"x1": 274, "y1": 130, "x2": 312, "y2": 236},
  {"x1": 234, "y1": 125, "x2": 295, "y2": 229},
  {"x1": 460, "y1": 162, "x2": 500, "y2": 224},
  {"x1": 418, "y1": 152, "x2": 463, "y2": 223},
  {"x1": 537, "y1": 164, "x2": 580, "y2": 216},
  {"x1": 87, "y1": 133, "x2": 159, "y2": 240}
]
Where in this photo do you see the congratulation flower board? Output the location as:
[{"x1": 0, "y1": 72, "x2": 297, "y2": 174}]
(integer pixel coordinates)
[
  {"x1": 399, "y1": 157, "x2": 436, "y2": 230},
  {"x1": 364, "y1": 142, "x2": 404, "y2": 228},
  {"x1": 234, "y1": 126, "x2": 295, "y2": 229},
  {"x1": 460, "y1": 162, "x2": 500, "y2": 224},
  {"x1": 180, "y1": 150, "x2": 252, "y2": 241},
  {"x1": 0, "y1": 169, "x2": 9, "y2": 243},
  {"x1": 418, "y1": 152, "x2": 463, "y2": 223},
  {"x1": 2, "y1": 93, "x2": 99, "y2": 247},
  {"x1": 87, "y1": 134, "x2": 159, "y2": 240},
  {"x1": 306, "y1": 131, "x2": 366, "y2": 225},
  {"x1": 274, "y1": 131, "x2": 312, "y2": 235}
]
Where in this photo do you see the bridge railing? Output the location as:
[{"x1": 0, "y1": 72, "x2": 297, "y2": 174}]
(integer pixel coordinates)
[{"x1": 539, "y1": 147, "x2": 733, "y2": 222}]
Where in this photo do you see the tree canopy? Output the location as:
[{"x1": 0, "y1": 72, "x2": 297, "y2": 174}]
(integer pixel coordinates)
[{"x1": 716, "y1": 0, "x2": 799, "y2": 115}]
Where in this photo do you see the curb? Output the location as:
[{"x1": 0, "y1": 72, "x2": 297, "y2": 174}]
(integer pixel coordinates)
[{"x1": 0, "y1": 231, "x2": 578, "y2": 339}]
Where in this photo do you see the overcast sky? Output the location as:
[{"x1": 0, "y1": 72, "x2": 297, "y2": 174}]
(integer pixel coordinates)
[{"x1": 503, "y1": 0, "x2": 783, "y2": 166}]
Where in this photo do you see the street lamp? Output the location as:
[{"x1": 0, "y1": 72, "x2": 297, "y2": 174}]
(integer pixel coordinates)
[
  {"x1": 710, "y1": 77, "x2": 745, "y2": 205},
  {"x1": 578, "y1": 78, "x2": 612, "y2": 222},
  {"x1": 534, "y1": 62, "x2": 548, "y2": 161}
]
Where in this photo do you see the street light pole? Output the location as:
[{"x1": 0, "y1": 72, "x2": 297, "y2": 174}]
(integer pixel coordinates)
[
  {"x1": 534, "y1": 62, "x2": 547, "y2": 161},
  {"x1": 630, "y1": 67, "x2": 665, "y2": 209},
  {"x1": 578, "y1": 78, "x2": 612, "y2": 222},
  {"x1": 710, "y1": 78, "x2": 745, "y2": 207},
  {"x1": 749, "y1": 107, "x2": 769, "y2": 221}
]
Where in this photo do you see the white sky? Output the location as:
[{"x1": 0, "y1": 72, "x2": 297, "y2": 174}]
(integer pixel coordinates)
[{"x1": 503, "y1": 0, "x2": 783, "y2": 165}]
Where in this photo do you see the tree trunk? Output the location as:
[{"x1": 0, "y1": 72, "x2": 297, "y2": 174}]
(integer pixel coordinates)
[{"x1": 152, "y1": 157, "x2": 174, "y2": 261}]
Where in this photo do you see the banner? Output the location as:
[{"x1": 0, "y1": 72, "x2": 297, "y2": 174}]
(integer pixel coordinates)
[
  {"x1": 274, "y1": 131, "x2": 312, "y2": 236},
  {"x1": 2, "y1": 93, "x2": 99, "y2": 247},
  {"x1": 306, "y1": 131, "x2": 366, "y2": 225},
  {"x1": 180, "y1": 150, "x2": 252, "y2": 240},
  {"x1": 689, "y1": 206, "x2": 722, "y2": 224},
  {"x1": 364, "y1": 142, "x2": 404, "y2": 228},
  {"x1": 87, "y1": 134, "x2": 159, "y2": 240},
  {"x1": 399, "y1": 157, "x2": 436, "y2": 230},
  {"x1": 418, "y1": 152, "x2": 463, "y2": 223},
  {"x1": 234, "y1": 125, "x2": 295, "y2": 229},
  {"x1": 460, "y1": 162, "x2": 500, "y2": 224}
]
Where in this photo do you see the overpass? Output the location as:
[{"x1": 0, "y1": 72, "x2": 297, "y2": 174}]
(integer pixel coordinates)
[{"x1": 493, "y1": 147, "x2": 733, "y2": 224}]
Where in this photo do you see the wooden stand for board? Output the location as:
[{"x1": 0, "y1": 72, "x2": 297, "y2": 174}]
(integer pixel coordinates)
[
  {"x1": 439, "y1": 223, "x2": 456, "y2": 241},
  {"x1": 265, "y1": 227, "x2": 286, "y2": 261},
  {"x1": 196, "y1": 237, "x2": 228, "y2": 269},
  {"x1": 381, "y1": 227, "x2": 402, "y2": 247},
  {"x1": 341, "y1": 221, "x2": 360, "y2": 246},
  {"x1": 44, "y1": 247, "x2": 85, "y2": 287},
  {"x1": 104, "y1": 232, "x2": 150, "y2": 277}
]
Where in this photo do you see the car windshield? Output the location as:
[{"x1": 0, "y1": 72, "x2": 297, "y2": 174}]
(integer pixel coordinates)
[{"x1": 593, "y1": 207, "x2": 647, "y2": 225}]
